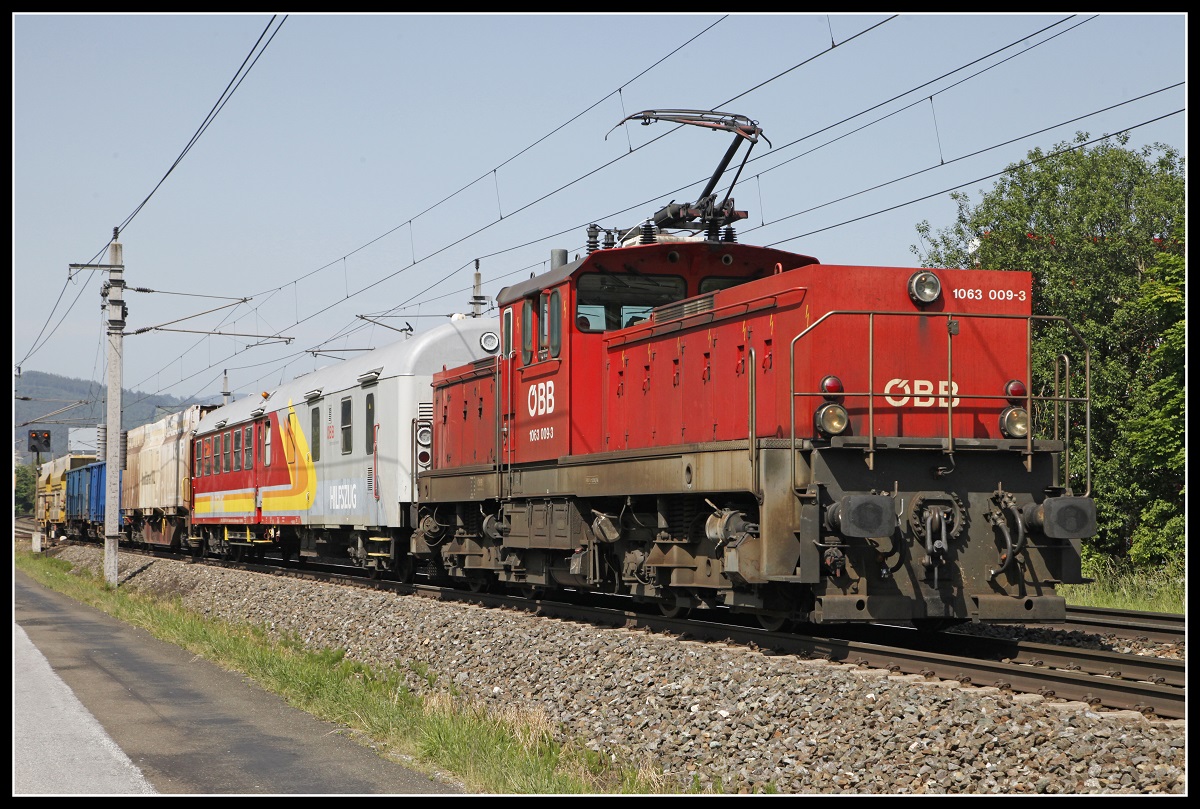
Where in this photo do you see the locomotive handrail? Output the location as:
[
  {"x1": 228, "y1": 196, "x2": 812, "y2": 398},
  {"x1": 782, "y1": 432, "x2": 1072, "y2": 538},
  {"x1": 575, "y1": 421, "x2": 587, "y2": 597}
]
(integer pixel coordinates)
[
  {"x1": 787, "y1": 310, "x2": 1092, "y2": 496},
  {"x1": 748, "y1": 347, "x2": 760, "y2": 504}
]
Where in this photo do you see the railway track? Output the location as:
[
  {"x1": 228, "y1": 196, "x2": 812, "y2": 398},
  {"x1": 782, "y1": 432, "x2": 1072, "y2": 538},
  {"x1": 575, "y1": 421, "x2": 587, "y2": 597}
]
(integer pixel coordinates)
[
  {"x1": 25, "y1": 537, "x2": 1187, "y2": 720},
  {"x1": 451, "y1": 590, "x2": 1186, "y2": 721},
  {"x1": 1061, "y1": 606, "x2": 1185, "y2": 644}
]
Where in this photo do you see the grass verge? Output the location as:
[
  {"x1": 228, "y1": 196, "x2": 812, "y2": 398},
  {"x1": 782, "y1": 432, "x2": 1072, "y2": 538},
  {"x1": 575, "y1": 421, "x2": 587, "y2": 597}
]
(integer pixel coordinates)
[
  {"x1": 1060, "y1": 554, "x2": 1185, "y2": 613},
  {"x1": 14, "y1": 548, "x2": 683, "y2": 794}
]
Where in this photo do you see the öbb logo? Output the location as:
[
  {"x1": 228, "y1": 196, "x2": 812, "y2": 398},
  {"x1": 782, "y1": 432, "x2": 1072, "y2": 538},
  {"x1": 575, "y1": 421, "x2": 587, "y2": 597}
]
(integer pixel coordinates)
[
  {"x1": 884, "y1": 379, "x2": 960, "y2": 407},
  {"x1": 527, "y1": 381, "x2": 556, "y2": 416}
]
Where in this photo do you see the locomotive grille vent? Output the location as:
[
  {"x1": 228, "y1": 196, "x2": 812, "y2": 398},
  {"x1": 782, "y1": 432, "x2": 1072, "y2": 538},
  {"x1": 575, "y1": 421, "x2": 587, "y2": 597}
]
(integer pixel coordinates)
[
  {"x1": 367, "y1": 466, "x2": 374, "y2": 492},
  {"x1": 418, "y1": 403, "x2": 433, "y2": 421},
  {"x1": 653, "y1": 294, "x2": 715, "y2": 324}
]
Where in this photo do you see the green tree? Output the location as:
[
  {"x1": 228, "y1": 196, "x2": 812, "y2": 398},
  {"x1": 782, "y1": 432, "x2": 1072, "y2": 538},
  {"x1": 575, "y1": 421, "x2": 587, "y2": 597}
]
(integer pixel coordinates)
[
  {"x1": 1120, "y1": 243, "x2": 1184, "y2": 565},
  {"x1": 15, "y1": 462, "x2": 36, "y2": 515},
  {"x1": 912, "y1": 133, "x2": 1185, "y2": 566}
]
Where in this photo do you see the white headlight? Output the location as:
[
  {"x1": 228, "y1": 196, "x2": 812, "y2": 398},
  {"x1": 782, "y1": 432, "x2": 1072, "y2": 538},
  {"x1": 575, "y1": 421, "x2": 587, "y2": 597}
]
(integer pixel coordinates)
[
  {"x1": 814, "y1": 403, "x2": 849, "y2": 436},
  {"x1": 416, "y1": 424, "x2": 433, "y2": 447},
  {"x1": 480, "y1": 332, "x2": 500, "y2": 353},
  {"x1": 1000, "y1": 406, "x2": 1029, "y2": 438},
  {"x1": 908, "y1": 271, "x2": 942, "y2": 305}
]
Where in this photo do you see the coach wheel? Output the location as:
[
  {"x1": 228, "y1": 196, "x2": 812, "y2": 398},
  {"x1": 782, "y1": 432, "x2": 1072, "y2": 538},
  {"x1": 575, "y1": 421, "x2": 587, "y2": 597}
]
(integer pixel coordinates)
[{"x1": 756, "y1": 612, "x2": 789, "y2": 632}]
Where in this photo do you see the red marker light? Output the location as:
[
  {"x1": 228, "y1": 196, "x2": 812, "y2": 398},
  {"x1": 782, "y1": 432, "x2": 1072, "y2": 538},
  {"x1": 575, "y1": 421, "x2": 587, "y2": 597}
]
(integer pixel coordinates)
[{"x1": 1005, "y1": 379, "x2": 1028, "y2": 403}]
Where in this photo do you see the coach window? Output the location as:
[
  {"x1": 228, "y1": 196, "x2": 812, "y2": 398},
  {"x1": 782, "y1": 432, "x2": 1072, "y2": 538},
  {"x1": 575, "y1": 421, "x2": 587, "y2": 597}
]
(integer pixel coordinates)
[
  {"x1": 310, "y1": 407, "x2": 321, "y2": 462},
  {"x1": 365, "y1": 393, "x2": 375, "y2": 455},
  {"x1": 195, "y1": 441, "x2": 203, "y2": 477},
  {"x1": 233, "y1": 429, "x2": 242, "y2": 471},
  {"x1": 548, "y1": 289, "x2": 562, "y2": 357},
  {"x1": 341, "y1": 397, "x2": 353, "y2": 454},
  {"x1": 521, "y1": 301, "x2": 533, "y2": 365},
  {"x1": 244, "y1": 426, "x2": 253, "y2": 469},
  {"x1": 223, "y1": 432, "x2": 231, "y2": 473},
  {"x1": 204, "y1": 438, "x2": 212, "y2": 476},
  {"x1": 264, "y1": 420, "x2": 272, "y2": 467}
]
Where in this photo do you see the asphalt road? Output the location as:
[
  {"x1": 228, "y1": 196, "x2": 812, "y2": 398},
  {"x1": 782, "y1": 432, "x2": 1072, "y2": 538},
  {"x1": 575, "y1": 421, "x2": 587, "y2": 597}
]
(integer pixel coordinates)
[{"x1": 13, "y1": 567, "x2": 465, "y2": 795}]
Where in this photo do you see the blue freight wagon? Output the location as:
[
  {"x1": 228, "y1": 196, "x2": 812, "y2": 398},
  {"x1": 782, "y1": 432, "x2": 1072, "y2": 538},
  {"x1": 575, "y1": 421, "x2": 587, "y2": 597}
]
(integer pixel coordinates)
[{"x1": 65, "y1": 461, "x2": 122, "y2": 540}]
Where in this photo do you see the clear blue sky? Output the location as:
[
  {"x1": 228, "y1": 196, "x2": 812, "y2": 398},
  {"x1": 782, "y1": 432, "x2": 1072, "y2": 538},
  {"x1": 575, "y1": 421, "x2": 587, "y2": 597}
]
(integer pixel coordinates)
[{"x1": 12, "y1": 13, "x2": 1186, "y2": 413}]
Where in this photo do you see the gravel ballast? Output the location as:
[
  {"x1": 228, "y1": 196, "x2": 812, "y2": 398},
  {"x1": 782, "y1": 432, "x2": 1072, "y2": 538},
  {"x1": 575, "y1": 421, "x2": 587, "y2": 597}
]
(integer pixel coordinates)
[{"x1": 46, "y1": 546, "x2": 1186, "y2": 794}]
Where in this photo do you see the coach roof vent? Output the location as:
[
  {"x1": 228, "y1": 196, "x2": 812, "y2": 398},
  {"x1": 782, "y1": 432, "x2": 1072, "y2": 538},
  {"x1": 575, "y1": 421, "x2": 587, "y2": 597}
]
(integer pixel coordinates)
[
  {"x1": 357, "y1": 368, "x2": 383, "y2": 386},
  {"x1": 304, "y1": 388, "x2": 323, "y2": 401}
]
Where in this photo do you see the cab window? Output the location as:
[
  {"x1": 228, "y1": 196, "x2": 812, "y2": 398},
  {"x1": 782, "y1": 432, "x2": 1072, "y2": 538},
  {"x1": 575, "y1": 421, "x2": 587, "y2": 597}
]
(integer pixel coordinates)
[
  {"x1": 521, "y1": 301, "x2": 533, "y2": 366},
  {"x1": 576, "y1": 272, "x2": 686, "y2": 331},
  {"x1": 549, "y1": 290, "x2": 562, "y2": 357},
  {"x1": 700, "y1": 276, "x2": 750, "y2": 294},
  {"x1": 539, "y1": 292, "x2": 550, "y2": 356}
]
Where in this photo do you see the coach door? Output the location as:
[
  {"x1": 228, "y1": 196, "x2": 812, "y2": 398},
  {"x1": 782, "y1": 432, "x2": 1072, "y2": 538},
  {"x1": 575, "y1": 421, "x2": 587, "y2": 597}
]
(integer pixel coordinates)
[{"x1": 250, "y1": 417, "x2": 265, "y2": 520}]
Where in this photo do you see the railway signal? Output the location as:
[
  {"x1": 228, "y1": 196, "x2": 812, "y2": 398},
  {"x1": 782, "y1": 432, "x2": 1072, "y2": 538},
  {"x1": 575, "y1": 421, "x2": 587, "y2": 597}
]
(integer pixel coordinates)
[{"x1": 27, "y1": 429, "x2": 51, "y2": 453}]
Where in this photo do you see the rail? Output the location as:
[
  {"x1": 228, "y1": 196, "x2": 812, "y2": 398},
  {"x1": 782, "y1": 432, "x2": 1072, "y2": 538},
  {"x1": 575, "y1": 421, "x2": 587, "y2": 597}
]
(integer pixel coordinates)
[{"x1": 788, "y1": 310, "x2": 1092, "y2": 494}]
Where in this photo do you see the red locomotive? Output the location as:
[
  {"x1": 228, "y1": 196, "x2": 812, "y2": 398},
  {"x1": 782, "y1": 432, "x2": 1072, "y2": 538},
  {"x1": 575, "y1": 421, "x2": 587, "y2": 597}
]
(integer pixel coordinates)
[{"x1": 415, "y1": 111, "x2": 1096, "y2": 628}]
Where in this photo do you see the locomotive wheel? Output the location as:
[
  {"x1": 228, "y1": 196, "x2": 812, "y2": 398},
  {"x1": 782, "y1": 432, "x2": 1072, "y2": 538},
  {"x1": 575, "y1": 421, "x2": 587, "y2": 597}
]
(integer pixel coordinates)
[
  {"x1": 756, "y1": 613, "x2": 790, "y2": 632},
  {"x1": 658, "y1": 592, "x2": 691, "y2": 619}
]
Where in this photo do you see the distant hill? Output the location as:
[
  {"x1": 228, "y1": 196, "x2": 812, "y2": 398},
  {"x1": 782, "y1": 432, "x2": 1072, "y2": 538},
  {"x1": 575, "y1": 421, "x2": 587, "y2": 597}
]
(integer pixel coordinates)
[{"x1": 13, "y1": 370, "x2": 219, "y2": 465}]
